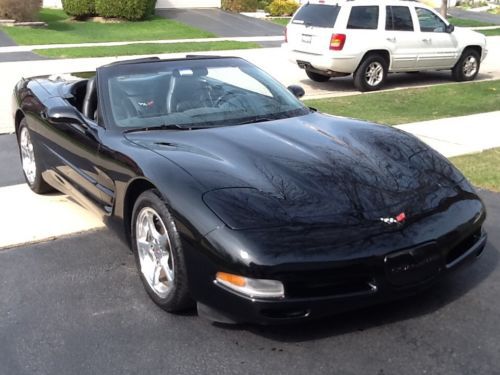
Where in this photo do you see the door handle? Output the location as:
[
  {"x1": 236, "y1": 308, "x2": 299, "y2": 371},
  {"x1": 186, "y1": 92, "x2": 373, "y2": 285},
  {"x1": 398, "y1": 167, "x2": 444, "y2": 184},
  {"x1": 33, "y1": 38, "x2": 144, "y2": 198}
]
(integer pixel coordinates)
[
  {"x1": 422, "y1": 38, "x2": 431, "y2": 43},
  {"x1": 386, "y1": 37, "x2": 396, "y2": 43}
]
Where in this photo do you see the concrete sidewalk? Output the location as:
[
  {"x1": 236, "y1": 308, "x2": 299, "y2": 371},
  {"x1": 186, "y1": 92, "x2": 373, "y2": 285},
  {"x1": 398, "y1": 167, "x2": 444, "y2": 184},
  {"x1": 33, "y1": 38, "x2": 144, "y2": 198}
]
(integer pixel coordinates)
[
  {"x1": 0, "y1": 36, "x2": 285, "y2": 54},
  {"x1": 395, "y1": 111, "x2": 500, "y2": 158}
]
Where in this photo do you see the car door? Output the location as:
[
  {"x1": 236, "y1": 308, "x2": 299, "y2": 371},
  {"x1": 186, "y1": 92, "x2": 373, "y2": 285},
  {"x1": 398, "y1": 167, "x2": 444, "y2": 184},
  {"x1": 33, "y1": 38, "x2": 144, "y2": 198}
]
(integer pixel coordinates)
[
  {"x1": 384, "y1": 5, "x2": 420, "y2": 71},
  {"x1": 38, "y1": 79, "x2": 109, "y2": 215},
  {"x1": 414, "y1": 7, "x2": 459, "y2": 69}
]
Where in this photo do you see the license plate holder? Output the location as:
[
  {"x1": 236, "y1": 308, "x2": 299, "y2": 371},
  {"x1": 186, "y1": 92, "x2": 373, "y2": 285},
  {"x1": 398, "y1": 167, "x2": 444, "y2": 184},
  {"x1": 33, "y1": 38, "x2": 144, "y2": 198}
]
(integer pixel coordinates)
[
  {"x1": 384, "y1": 243, "x2": 443, "y2": 286},
  {"x1": 301, "y1": 34, "x2": 312, "y2": 44}
]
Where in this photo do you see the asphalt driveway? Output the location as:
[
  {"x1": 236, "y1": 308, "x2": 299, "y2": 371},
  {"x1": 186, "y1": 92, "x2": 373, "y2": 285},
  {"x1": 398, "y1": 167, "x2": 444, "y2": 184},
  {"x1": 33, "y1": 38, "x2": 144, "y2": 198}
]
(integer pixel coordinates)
[
  {"x1": 156, "y1": 8, "x2": 284, "y2": 37},
  {"x1": 0, "y1": 189, "x2": 499, "y2": 374},
  {"x1": 0, "y1": 134, "x2": 23, "y2": 187},
  {"x1": 0, "y1": 29, "x2": 16, "y2": 47}
]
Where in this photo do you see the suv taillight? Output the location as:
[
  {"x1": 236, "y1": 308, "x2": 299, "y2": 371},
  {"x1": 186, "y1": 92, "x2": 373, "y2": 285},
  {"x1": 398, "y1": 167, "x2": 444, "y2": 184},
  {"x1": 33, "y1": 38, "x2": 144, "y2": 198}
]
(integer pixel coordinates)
[{"x1": 330, "y1": 34, "x2": 346, "y2": 51}]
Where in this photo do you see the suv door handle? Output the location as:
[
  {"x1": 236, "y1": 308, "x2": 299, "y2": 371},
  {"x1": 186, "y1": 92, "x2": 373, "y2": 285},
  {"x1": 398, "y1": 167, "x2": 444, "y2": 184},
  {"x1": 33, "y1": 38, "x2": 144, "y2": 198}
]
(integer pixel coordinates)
[
  {"x1": 422, "y1": 38, "x2": 431, "y2": 43},
  {"x1": 386, "y1": 37, "x2": 396, "y2": 43}
]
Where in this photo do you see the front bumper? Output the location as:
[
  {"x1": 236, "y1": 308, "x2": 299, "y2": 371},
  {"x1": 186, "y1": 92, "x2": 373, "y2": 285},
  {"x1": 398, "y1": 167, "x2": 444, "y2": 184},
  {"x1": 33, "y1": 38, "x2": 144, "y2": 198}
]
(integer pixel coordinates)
[
  {"x1": 186, "y1": 227, "x2": 487, "y2": 325},
  {"x1": 184, "y1": 185, "x2": 487, "y2": 325}
]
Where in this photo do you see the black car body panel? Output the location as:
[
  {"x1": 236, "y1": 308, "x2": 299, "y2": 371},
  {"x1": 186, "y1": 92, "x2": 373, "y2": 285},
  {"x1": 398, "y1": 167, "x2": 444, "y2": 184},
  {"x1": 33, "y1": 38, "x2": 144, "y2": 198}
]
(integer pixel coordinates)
[{"x1": 12, "y1": 57, "x2": 487, "y2": 324}]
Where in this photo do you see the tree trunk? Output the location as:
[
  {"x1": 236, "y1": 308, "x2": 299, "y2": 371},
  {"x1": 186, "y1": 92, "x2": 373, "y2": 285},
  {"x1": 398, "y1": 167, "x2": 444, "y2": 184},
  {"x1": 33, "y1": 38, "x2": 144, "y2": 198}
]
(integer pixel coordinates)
[{"x1": 440, "y1": 0, "x2": 448, "y2": 18}]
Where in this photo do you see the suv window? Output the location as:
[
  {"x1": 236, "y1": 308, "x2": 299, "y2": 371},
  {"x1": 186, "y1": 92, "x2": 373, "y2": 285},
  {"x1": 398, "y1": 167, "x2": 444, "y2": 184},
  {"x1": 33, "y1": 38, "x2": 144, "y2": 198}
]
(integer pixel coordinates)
[
  {"x1": 385, "y1": 6, "x2": 414, "y2": 31},
  {"x1": 416, "y1": 8, "x2": 446, "y2": 32},
  {"x1": 347, "y1": 6, "x2": 379, "y2": 30},
  {"x1": 292, "y1": 4, "x2": 341, "y2": 28}
]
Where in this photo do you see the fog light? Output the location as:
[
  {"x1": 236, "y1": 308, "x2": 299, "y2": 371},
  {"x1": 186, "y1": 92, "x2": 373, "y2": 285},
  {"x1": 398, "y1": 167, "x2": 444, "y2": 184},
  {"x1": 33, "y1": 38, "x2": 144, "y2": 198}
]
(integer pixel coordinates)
[{"x1": 215, "y1": 272, "x2": 285, "y2": 299}]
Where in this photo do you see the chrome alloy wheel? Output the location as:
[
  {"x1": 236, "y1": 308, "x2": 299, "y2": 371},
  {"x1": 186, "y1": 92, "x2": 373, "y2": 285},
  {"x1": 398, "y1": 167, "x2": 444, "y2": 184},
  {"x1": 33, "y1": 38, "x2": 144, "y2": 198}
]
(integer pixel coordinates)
[
  {"x1": 20, "y1": 126, "x2": 36, "y2": 185},
  {"x1": 365, "y1": 62, "x2": 384, "y2": 87},
  {"x1": 136, "y1": 207, "x2": 175, "y2": 298},
  {"x1": 463, "y1": 55, "x2": 478, "y2": 78}
]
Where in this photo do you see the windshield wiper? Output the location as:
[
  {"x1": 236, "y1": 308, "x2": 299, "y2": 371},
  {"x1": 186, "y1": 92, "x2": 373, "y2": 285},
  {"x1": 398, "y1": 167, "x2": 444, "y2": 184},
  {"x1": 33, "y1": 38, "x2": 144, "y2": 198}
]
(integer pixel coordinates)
[
  {"x1": 123, "y1": 123, "x2": 189, "y2": 134},
  {"x1": 237, "y1": 115, "x2": 287, "y2": 125}
]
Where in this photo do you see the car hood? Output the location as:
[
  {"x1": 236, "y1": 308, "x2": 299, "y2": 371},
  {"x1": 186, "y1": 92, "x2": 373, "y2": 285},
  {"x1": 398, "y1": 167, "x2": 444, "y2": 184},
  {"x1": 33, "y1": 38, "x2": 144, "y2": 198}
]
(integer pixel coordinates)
[
  {"x1": 126, "y1": 113, "x2": 468, "y2": 229},
  {"x1": 453, "y1": 27, "x2": 487, "y2": 46}
]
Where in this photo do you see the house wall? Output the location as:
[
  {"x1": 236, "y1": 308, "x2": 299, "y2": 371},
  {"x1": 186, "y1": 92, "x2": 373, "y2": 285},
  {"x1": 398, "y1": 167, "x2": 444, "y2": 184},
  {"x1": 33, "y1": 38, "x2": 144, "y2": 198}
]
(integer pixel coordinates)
[{"x1": 43, "y1": 0, "x2": 62, "y2": 8}]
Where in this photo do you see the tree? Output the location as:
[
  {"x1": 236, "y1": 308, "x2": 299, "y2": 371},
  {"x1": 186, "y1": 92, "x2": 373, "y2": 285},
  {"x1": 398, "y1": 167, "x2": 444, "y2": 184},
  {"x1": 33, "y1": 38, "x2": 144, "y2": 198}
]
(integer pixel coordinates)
[{"x1": 440, "y1": 0, "x2": 448, "y2": 18}]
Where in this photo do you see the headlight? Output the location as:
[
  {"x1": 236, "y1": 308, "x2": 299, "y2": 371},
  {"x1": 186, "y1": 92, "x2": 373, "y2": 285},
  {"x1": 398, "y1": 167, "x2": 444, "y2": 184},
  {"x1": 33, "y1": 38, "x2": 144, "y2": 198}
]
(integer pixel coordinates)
[{"x1": 215, "y1": 272, "x2": 285, "y2": 299}]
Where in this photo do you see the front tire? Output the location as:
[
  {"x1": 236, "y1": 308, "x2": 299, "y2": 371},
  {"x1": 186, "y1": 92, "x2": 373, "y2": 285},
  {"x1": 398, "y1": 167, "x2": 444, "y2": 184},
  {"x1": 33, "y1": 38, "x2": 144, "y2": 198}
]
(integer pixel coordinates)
[
  {"x1": 17, "y1": 118, "x2": 52, "y2": 194},
  {"x1": 353, "y1": 54, "x2": 388, "y2": 92},
  {"x1": 305, "y1": 69, "x2": 331, "y2": 82},
  {"x1": 452, "y1": 49, "x2": 480, "y2": 82},
  {"x1": 131, "y1": 189, "x2": 192, "y2": 312}
]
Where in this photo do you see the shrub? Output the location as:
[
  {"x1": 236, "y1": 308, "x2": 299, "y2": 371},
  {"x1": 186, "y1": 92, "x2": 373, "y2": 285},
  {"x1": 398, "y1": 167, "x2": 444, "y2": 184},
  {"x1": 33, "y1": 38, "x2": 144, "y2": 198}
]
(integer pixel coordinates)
[
  {"x1": 95, "y1": 0, "x2": 156, "y2": 21},
  {"x1": 0, "y1": 0, "x2": 40, "y2": 21},
  {"x1": 257, "y1": 0, "x2": 272, "y2": 10},
  {"x1": 62, "y1": 0, "x2": 96, "y2": 19},
  {"x1": 266, "y1": 0, "x2": 299, "y2": 16},
  {"x1": 221, "y1": 0, "x2": 259, "y2": 12}
]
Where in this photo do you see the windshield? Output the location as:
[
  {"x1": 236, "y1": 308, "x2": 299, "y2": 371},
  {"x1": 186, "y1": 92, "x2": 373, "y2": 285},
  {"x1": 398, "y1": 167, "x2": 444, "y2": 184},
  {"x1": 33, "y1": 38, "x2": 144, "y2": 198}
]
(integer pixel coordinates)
[{"x1": 98, "y1": 57, "x2": 309, "y2": 130}]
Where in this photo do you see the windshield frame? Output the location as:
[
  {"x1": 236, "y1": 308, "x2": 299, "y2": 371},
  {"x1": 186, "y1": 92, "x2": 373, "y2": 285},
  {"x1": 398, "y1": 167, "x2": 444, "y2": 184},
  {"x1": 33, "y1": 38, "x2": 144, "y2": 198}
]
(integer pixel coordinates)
[{"x1": 97, "y1": 57, "x2": 310, "y2": 133}]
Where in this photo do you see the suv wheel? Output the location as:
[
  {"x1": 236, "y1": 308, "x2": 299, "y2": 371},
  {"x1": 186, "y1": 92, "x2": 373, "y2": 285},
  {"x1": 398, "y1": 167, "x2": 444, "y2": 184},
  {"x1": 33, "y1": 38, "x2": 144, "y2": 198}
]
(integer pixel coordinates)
[
  {"x1": 305, "y1": 69, "x2": 331, "y2": 82},
  {"x1": 354, "y1": 54, "x2": 388, "y2": 92},
  {"x1": 452, "y1": 49, "x2": 480, "y2": 82}
]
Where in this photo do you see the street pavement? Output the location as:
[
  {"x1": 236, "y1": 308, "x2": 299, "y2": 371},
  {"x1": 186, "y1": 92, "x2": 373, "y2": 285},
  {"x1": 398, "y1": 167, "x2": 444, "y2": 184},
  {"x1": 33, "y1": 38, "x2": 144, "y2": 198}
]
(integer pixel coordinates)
[
  {"x1": 0, "y1": 189, "x2": 498, "y2": 374},
  {"x1": 449, "y1": 8, "x2": 500, "y2": 25}
]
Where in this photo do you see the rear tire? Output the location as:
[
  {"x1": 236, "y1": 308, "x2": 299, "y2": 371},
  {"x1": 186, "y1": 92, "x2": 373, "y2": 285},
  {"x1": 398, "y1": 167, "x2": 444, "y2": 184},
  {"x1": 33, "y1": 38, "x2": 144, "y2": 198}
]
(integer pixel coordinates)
[
  {"x1": 353, "y1": 54, "x2": 388, "y2": 92},
  {"x1": 17, "y1": 118, "x2": 52, "y2": 194},
  {"x1": 131, "y1": 189, "x2": 193, "y2": 312},
  {"x1": 305, "y1": 69, "x2": 331, "y2": 82},
  {"x1": 452, "y1": 49, "x2": 480, "y2": 82}
]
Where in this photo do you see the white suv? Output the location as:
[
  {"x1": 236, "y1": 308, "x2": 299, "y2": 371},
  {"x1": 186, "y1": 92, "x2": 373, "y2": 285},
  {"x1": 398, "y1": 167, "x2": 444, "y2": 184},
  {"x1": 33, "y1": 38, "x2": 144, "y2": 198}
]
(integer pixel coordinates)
[{"x1": 285, "y1": 0, "x2": 488, "y2": 91}]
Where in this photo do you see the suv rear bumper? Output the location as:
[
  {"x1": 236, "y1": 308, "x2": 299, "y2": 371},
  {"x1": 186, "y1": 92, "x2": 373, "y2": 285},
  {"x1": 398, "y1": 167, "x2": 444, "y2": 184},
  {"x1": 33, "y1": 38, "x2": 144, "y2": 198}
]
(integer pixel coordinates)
[{"x1": 286, "y1": 46, "x2": 360, "y2": 74}]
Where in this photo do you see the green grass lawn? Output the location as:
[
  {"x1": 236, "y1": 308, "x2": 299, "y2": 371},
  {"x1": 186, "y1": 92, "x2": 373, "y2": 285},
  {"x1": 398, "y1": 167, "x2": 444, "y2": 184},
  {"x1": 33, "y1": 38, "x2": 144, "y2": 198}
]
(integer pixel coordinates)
[
  {"x1": 448, "y1": 16, "x2": 495, "y2": 27},
  {"x1": 268, "y1": 17, "x2": 290, "y2": 26},
  {"x1": 0, "y1": 9, "x2": 214, "y2": 45},
  {"x1": 304, "y1": 80, "x2": 500, "y2": 125},
  {"x1": 451, "y1": 148, "x2": 500, "y2": 192},
  {"x1": 480, "y1": 28, "x2": 500, "y2": 36},
  {"x1": 34, "y1": 40, "x2": 260, "y2": 58}
]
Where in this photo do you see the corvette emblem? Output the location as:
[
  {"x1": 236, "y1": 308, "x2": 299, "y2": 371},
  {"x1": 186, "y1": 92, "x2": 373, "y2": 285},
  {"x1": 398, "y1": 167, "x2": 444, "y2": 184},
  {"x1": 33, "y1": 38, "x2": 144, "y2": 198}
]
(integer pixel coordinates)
[{"x1": 380, "y1": 212, "x2": 406, "y2": 225}]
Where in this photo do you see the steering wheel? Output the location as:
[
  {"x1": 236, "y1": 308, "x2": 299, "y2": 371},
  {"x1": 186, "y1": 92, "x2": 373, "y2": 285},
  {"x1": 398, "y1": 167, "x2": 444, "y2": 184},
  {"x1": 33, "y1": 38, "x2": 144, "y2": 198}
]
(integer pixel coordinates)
[{"x1": 215, "y1": 91, "x2": 248, "y2": 109}]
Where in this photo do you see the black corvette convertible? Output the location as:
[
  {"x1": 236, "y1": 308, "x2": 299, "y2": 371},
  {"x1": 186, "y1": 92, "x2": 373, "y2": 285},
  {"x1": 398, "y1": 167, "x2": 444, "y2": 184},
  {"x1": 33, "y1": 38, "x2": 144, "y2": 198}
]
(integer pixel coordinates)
[{"x1": 13, "y1": 56, "x2": 487, "y2": 324}]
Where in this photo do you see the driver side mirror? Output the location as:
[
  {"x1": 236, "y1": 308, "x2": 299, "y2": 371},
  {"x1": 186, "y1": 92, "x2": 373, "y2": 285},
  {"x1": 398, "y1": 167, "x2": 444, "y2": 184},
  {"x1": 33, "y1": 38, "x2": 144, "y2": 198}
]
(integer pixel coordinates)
[
  {"x1": 46, "y1": 106, "x2": 97, "y2": 137},
  {"x1": 47, "y1": 106, "x2": 86, "y2": 125},
  {"x1": 288, "y1": 85, "x2": 305, "y2": 99},
  {"x1": 445, "y1": 24, "x2": 455, "y2": 33}
]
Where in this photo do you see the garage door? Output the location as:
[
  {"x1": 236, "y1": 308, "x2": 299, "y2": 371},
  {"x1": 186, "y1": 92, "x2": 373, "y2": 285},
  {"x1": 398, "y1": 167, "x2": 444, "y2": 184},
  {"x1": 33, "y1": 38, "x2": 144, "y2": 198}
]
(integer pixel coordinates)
[{"x1": 156, "y1": 0, "x2": 221, "y2": 8}]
